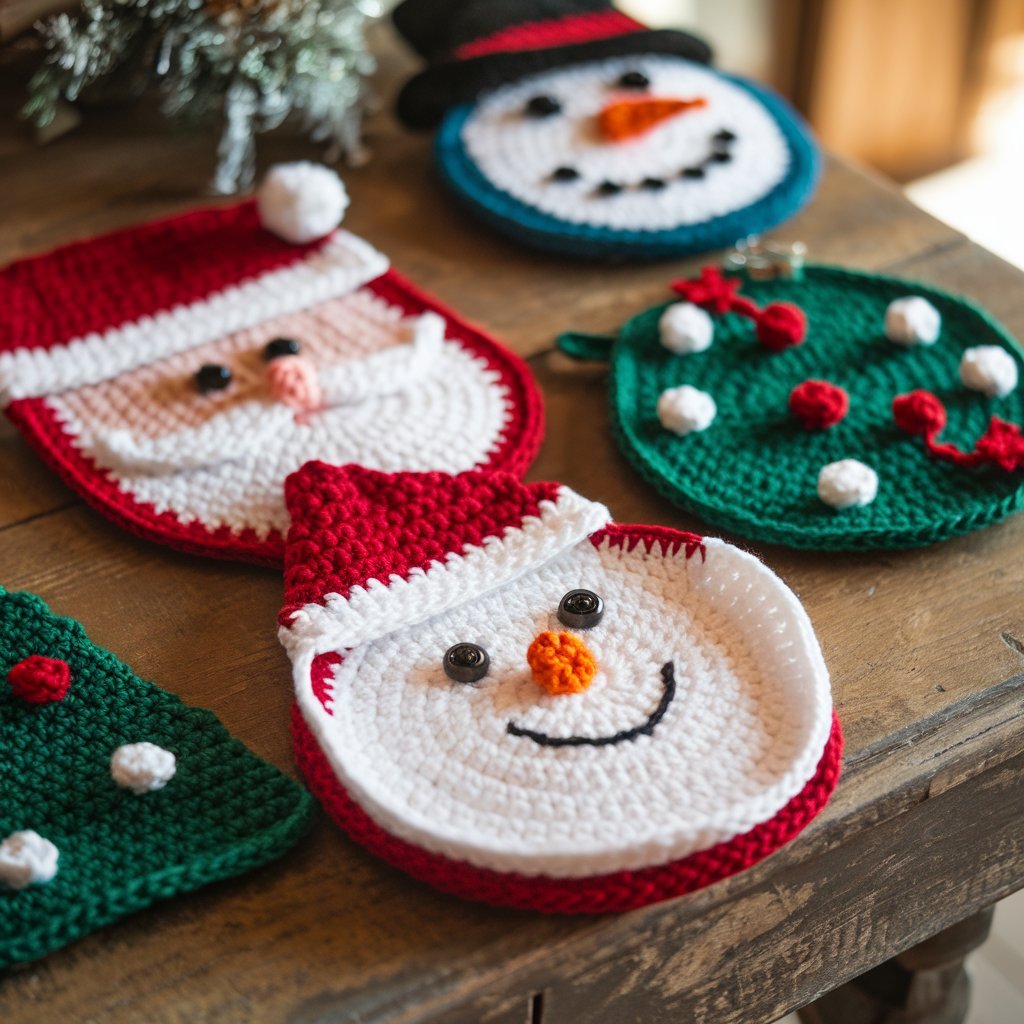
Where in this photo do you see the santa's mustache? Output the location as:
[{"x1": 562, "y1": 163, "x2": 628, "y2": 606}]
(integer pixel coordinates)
[{"x1": 89, "y1": 312, "x2": 445, "y2": 476}]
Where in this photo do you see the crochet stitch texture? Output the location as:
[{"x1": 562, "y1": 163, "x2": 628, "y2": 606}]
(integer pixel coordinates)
[
  {"x1": 600, "y1": 265, "x2": 1024, "y2": 549},
  {"x1": 1, "y1": 204, "x2": 543, "y2": 565},
  {"x1": 0, "y1": 588, "x2": 314, "y2": 969},
  {"x1": 280, "y1": 465, "x2": 840, "y2": 912}
]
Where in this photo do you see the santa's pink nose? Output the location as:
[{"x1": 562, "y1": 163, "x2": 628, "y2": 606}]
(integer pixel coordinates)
[
  {"x1": 266, "y1": 355, "x2": 322, "y2": 413},
  {"x1": 598, "y1": 96, "x2": 707, "y2": 142}
]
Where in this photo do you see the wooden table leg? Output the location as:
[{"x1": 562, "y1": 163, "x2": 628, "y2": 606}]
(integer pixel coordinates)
[{"x1": 798, "y1": 907, "x2": 995, "y2": 1024}]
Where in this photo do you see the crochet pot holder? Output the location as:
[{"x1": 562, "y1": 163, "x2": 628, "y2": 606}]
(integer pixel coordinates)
[
  {"x1": 0, "y1": 587, "x2": 314, "y2": 969},
  {"x1": 278, "y1": 462, "x2": 842, "y2": 914},
  {"x1": 392, "y1": 0, "x2": 819, "y2": 261},
  {"x1": 557, "y1": 262, "x2": 1024, "y2": 550},
  {"x1": 0, "y1": 163, "x2": 543, "y2": 567}
]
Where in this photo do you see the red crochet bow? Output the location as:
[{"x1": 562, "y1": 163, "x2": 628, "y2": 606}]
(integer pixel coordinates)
[
  {"x1": 670, "y1": 266, "x2": 806, "y2": 353},
  {"x1": 893, "y1": 390, "x2": 1024, "y2": 473}
]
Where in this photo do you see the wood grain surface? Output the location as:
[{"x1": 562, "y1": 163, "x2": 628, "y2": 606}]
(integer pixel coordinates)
[{"x1": 1, "y1": 30, "x2": 1023, "y2": 1024}]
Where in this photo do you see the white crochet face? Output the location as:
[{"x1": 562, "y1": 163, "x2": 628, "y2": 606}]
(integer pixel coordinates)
[
  {"x1": 460, "y1": 55, "x2": 791, "y2": 232},
  {"x1": 50, "y1": 289, "x2": 511, "y2": 538},
  {"x1": 301, "y1": 534, "x2": 833, "y2": 877}
]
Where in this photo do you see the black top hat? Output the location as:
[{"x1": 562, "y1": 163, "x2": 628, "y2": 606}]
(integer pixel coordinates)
[{"x1": 393, "y1": 0, "x2": 713, "y2": 129}]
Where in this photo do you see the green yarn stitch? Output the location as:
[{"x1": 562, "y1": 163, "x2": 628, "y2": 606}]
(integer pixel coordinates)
[
  {"x1": 604, "y1": 265, "x2": 1024, "y2": 550},
  {"x1": 0, "y1": 587, "x2": 315, "y2": 970}
]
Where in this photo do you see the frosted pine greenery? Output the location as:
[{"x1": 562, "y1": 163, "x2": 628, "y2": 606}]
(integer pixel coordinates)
[{"x1": 24, "y1": 0, "x2": 382, "y2": 193}]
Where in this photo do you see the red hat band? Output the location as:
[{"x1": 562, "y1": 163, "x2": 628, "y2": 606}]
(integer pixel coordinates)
[{"x1": 455, "y1": 10, "x2": 646, "y2": 61}]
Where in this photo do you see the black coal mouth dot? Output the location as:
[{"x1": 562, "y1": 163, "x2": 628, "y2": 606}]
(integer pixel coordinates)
[
  {"x1": 545, "y1": 130, "x2": 736, "y2": 195},
  {"x1": 506, "y1": 661, "x2": 676, "y2": 748}
]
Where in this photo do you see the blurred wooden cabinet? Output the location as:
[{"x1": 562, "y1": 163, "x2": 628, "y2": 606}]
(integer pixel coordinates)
[{"x1": 773, "y1": 0, "x2": 1024, "y2": 180}]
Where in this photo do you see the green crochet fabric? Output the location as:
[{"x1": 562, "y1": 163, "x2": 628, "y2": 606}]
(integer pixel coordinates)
[
  {"x1": 562, "y1": 265, "x2": 1024, "y2": 550},
  {"x1": 1, "y1": 587, "x2": 315, "y2": 969}
]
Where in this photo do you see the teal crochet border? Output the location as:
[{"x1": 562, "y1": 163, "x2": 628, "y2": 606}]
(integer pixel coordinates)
[
  {"x1": 1, "y1": 588, "x2": 315, "y2": 969},
  {"x1": 606, "y1": 265, "x2": 1024, "y2": 549},
  {"x1": 436, "y1": 69, "x2": 820, "y2": 261}
]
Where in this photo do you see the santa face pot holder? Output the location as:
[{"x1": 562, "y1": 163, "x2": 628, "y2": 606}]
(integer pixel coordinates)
[
  {"x1": 278, "y1": 463, "x2": 841, "y2": 914},
  {"x1": 1, "y1": 587, "x2": 314, "y2": 969},
  {"x1": 0, "y1": 163, "x2": 544, "y2": 566},
  {"x1": 559, "y1": 262, "x2": 1024, "y2": 550},
  {"x1": 392, "y1": 0, "x2": 819, "y2": 261}
]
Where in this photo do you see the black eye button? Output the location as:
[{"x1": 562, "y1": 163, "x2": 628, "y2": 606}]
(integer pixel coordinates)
[
  {"x1": 444, "y1": 643, "x2": 490, "y2": 683},
  {"x1": 551, "y1": 166, "x2": 580, "y2": 182},
  {"x1": 195, "y1": 364, "x2": 232, "y2": 393},
  {"x1": 558, "y1": 590, "x2": 604, "y2": 630},
  {"x1": 526, "y1": 95, "x2": 561, "y2": 117},
  {"x1": 263, "y1": 337, "x2": 301, "y2": 361},
  {"x1": 617, "y1": 70, "x2": 650, "y2": 89}
]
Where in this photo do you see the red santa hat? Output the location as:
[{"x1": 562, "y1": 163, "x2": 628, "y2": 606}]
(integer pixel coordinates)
[
  {"x1": 0, "y1": 163, "x2": 388, "y2": 407},
  {"x1": 278, "y1": 462, "x2": 612, "y2": 659}
]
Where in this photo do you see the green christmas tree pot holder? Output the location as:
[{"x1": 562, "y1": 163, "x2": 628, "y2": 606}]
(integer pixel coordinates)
[
  {"x1": 560, "y1": 264, "x2": 1024, "y2": 550},
  {"x1": 1, "y1": 588, "x2": 315, "y2": 969}
]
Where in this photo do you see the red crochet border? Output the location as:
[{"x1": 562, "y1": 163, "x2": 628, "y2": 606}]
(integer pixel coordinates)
[
  {"x1": 290, "y1": 519, "x2": 841, "y2": 913},
  {"x1": 292, "y1": 705, "x2": 841, "y2": 914},
  {"x1": 5, "y1": 268, "x2": 545, "y2": 567}
]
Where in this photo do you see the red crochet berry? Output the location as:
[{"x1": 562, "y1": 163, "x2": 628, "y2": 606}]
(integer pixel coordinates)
[
  {"x1": 789, "y1": 380, "x2": 849, "y2": 429},
  {"x1": 893, "y1": 390, "x2": 947, "y2": 437},
  {"x1": 756, "y1": 302, "x2": 806, "y2": 353},
  {"x1": 8, "y1": 654, "x2": 71, "y2": 704}
]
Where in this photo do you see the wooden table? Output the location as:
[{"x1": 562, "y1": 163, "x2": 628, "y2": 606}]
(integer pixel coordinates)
[{"x1": 2, "y1": 36, "x2": 1024, "y2": 1024}]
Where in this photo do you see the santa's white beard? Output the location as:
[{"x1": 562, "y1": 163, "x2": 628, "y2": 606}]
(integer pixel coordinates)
[{"x1": 53, "y1": 330, "x2": 511, "y2": 538}]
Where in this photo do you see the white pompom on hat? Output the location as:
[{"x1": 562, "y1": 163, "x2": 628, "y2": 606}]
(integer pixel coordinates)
[{"x1": 257, "y1": 162, "x2": 350, "y2": 244}]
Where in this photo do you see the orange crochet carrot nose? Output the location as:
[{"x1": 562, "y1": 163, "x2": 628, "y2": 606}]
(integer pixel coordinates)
[
  {"x1": 598, "y1": 96, "x2": 707, "y2": 142},
  {"x1": 527, "y1": 631, "x2": 597, "y2": 696}
]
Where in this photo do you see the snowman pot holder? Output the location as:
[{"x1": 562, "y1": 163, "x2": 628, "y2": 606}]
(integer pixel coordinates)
[
  {"x1": 0, "y1": 163, "x2": 544, "y2": 566},
  {"x1": 278, "y1": 462, "x2": 841, "y2": 913},
  {"x1": 1, "y1": 587, "x2": 314, "y2": 968},
  {"x1": 558, "y1": 258, "x2": 1024, "y2": 550},
  {"x1": 392, "y1": 0, "x2": 819, "y2": 261}
]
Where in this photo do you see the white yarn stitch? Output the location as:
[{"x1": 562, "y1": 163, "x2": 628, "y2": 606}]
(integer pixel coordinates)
[
  {"x1": 885, "y1": 296, "x2": 941, "y2": 346},
  {"x1": 53, "y1": 289, "x2": 514, "y2": 539},
  {"x1": 289, "y1": 532, "x2": 833, "y2": 878},
  {"x1": 90, "y1": 312, "x2": 448, "y2": 477},
  {"x1": 0, "y1": 231, "x2": 388, "y2": 405},
  {"x1": 461, "y1": 55, "x2": 791, "y2": 232},
  {"x1": 281, "y1": 486, "x2": 612, "y2": 659},
  {"x1": 110, "y1": 742, "x2": 177, "y2": 794},
  {"x1": 659, "y1": 303, "x2": 715, "y2": 354},
  {"x1": 959, "y1": 345, "x2": 1018, "y2": 397},
  {"x1": 657, "y1": 385, "x2": 716, "y2": 435},
  {"x1": 817, "y1": 459, "x2": 878, "y2": 509},
  {"x1": 257, "y1": 162, "x2": 350, "y2": 244},
  {"x1": 0, "y1": 830, "x2": 59, "y2": 889}
]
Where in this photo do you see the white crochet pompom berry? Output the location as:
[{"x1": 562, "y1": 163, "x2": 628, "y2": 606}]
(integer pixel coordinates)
[
  {"x1": 257, "y1": 162, "x2": 349, "y2": 244},
  {"x1": 659, "y1": 303, "x2": 715, "y2": 354},
  {"x1": 817, "y1": 459, "x2": 878, "y2": 509},
  {"x1": 959, "y1": 345, "x2": 1018, "y2": 397},
  {"x1": 111, "y1": 742, "x2": 177, "y2": 794},
  {"x1": 885, "y1": 296, "x2": 941, "y2": 346},
  {"x1": 0, "y1": 830, "x2": 59, "y2": 889},
  {"x1": 657, "y1": 385, "x2": 716, "y2": 435}
]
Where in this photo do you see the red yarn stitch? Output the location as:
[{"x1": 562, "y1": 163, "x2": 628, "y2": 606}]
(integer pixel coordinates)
[
  {"x1": 893, "y1": 390, "x2": 1024, "y2": 472},
  {"x1": 756, "y1": 302, "x2": 806, "y2": 353},
  {"x1": 671, "y1": 267, "x2": 807, "y2": 351},
  {"x1": 280, "y1": 465, "x2": 562, "y2": 628},
  {"x1": 454, "y1": 10, "x2": 645, "y2": 60},
  {"x1": 5, "y1": 268, "x2": 545, "y2": 567},
  {"x1": 291, "y1": 699, "x2": 842, "y2": 914},
  {"x1": 0, "y1": 202, "x2": 330, "y2": 354},
  {"x1": 8, "y1": 654, "x2": 71, "y2": 704},
  {"x1": 789, "y1": 380, "x2": 849, "y2": 429}
]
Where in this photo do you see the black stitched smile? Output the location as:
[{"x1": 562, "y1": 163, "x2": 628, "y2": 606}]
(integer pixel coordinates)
[{"x1": 506, "y1": 661, "x2": 676, "y2": 748}]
